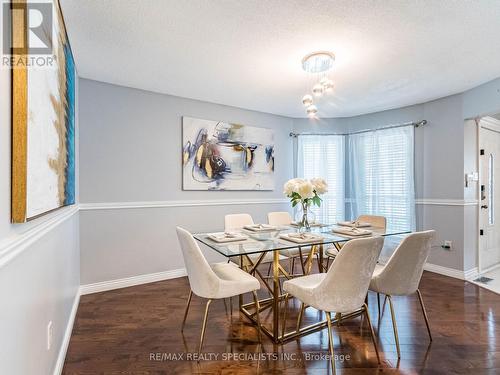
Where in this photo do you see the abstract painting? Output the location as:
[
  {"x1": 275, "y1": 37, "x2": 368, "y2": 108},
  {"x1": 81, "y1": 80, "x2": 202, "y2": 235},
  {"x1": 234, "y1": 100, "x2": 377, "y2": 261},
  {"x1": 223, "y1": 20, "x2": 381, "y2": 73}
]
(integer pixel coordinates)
[
  {"x1": 11, "y1": 0, "x2": 76, "y2": 222},
  {"x1": 182, "y1": 117, "x2": 275, "y2": 190}
]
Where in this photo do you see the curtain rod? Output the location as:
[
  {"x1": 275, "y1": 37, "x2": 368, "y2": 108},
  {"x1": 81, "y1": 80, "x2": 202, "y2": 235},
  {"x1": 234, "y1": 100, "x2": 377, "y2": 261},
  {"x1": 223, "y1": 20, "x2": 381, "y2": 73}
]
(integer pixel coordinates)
[{"x1": 289, "y1": 120, "x2": 427, "y2": 138}]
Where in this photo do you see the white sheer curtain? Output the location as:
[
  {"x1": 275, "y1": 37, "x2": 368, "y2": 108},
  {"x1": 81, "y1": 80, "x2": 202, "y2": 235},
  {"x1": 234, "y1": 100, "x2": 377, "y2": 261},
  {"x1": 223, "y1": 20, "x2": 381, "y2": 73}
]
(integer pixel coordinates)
[
  {"x1": 297, "y1": 135, "x2": 345, "y2": 224},
  {"x1": 348, "y1": 125, "x2": 415, "y2": 231}
]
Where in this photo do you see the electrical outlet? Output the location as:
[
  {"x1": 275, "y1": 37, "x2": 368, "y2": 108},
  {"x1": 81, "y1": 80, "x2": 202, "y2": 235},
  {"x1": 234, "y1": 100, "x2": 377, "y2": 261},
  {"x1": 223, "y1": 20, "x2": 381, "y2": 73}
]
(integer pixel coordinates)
[
  {"x1": 47, "y1": 321, "x2": 53, "y2": 351},
  {"x1": 442, "y1": 240, "x2": 452, "y2": 250}
]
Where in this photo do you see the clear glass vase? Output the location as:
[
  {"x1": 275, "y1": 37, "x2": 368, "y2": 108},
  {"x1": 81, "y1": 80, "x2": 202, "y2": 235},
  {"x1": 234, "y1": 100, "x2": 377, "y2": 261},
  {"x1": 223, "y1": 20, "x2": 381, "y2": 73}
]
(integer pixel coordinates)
[{"x1": 296, "y1": 201, "x2": 315, "y2": 231}]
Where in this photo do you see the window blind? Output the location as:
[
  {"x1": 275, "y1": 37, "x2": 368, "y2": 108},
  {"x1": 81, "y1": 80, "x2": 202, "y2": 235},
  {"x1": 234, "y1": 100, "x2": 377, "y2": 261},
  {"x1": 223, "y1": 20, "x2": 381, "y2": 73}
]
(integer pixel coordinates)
[
  {"x1": 297, "y1": 135, "x2": 345, "y2": 224},
  {"x1": 348, "y1": 125, "x2": 415, "y2": 231}
]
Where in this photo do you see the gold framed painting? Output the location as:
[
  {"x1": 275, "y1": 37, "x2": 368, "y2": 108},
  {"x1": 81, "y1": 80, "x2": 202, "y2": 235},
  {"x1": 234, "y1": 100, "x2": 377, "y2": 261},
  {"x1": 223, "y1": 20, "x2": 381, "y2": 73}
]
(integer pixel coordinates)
[{"x1": 10, "y1": 0, "x2": 76, "y2": 222}]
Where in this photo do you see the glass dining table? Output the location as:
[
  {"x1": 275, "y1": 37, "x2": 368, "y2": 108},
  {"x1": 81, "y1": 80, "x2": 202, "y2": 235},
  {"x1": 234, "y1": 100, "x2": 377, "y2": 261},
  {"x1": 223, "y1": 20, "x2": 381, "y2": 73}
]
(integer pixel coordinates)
[{"x1": 193, "y1": 224, "x2": 410, "y2": 343}]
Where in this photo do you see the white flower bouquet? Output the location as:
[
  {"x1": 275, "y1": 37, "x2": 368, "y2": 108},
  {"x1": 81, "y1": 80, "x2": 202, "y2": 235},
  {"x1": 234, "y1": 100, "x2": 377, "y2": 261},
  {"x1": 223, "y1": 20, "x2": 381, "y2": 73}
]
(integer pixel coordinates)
[{"x1": 283, "y1": 178, "x2": 328, "y2": 228}]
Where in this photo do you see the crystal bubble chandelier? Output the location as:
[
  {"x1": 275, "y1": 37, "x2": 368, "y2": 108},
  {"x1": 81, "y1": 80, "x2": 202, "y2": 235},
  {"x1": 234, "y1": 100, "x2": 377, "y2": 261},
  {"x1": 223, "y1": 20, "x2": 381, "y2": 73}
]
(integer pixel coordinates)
[{"x1": 301, "y1": 51, "x2": 335, "y2": 118}]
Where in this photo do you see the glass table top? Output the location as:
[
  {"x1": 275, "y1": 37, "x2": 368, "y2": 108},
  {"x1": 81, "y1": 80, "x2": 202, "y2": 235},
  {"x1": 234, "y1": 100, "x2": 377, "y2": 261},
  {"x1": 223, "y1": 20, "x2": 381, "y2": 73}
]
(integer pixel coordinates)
[{"x1": 193, "y1": 224, "x2": 411, "y2": 258}]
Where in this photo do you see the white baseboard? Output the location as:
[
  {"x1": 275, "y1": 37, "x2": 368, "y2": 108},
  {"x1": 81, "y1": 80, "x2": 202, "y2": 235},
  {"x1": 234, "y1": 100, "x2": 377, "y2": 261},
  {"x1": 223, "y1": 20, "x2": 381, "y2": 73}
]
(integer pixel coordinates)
[
  {"x1": 424, "y1": 263, "x2": 479, "y2": 281},
  {"x1": 80, "y1": 268, "x2": 187, "y2": 295},
  {"x1": 464, "y1": 267, "x2": 480, "y2": 281},
  {"x1": 378, "y1": 256, "x2": 478, "y2": 281},
  {"x1": 476, "y1": 263, "x2": 500, "y2": 275},
  {"x1": 53, "y1": 262, "x2": 480, "y2": 373},
  {"x1": 53, "y1": 269, "x2": 187, "y2": 373},
  {"x1": 424, "y1": 263, "x2": 465, "y2": 279},
  {"x1": 53, "y1": 290, "x2": 80, "y2": 375},
  {"x1": 79, "y1": 262, "x2": 479, "y2": 296}
]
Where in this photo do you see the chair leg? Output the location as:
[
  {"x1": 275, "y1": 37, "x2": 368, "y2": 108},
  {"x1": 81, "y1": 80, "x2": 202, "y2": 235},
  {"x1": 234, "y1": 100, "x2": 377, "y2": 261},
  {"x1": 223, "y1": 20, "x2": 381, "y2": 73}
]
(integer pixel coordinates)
[
  {"x1": 282, "y1": 293, "x2": 290, "y2": 338},
  {"x1": 326, "y1": 256, "x2": 332, "y2": 270},
  {"x1": 198, "y1": 299, "x2": 212, "y2": 358},
  {"x1": 335, "y1": 312, "x2": 342, "y2": 327},
  {"x1": 377, "y1": 292, "x2": 381, "y2": 322},
  {"x1": 298, "y1": 247, "x2": 306, "y2": 275},
  {"x1": 382, "y1": 295, "x2": 388, "y2": 316},
  {"x1": 363, "y1": 303, "x2": 381, "y2": 364},
  {"x1": 325, "y1": 312, "x2": 336, "y2": 374},
  {"x1": 252, "y1": 291, "x2": 262, "y2": 343},
  {"x1": 416, "y1": 289, "x2": 433, "y2": 342},
  {"x1": 296, "y1": 302, "x2": 305, "y2": 332},
  {"x1": 223, "y1": 298, "x2": 228, "y2": 315},
  {"x1": 387, "y1": 295, "x2": 401, "y2": 359},
  {"x1": 267, "y1": 262, "x2": 272, "y2": 276},
  {"x1": 230, "y1": 296, "x2": 233, "y2": 318},
  {"x1": 181, "y1": 290, "x2": 193, "y2": 331},
  {"x1": 291, "y1": 257, "x2": 296, "y2": 275}
]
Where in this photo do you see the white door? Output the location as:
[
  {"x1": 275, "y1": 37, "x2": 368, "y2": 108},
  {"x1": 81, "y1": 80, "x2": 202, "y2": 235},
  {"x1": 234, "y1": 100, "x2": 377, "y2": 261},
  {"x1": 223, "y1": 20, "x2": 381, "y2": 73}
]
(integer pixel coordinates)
[{"x1": 479, "y1": 117, "x2": 500, "y2": 272}]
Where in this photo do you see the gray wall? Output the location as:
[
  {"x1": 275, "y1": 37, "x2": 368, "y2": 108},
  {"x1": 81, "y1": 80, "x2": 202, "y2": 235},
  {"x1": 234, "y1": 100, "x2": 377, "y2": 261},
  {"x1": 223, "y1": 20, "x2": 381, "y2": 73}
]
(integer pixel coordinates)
[
  {"x1": 79, "y1": 79, "x2": 293, "y2": 285},
  {"x1": 79, "y1": 76, "x2": 500, "y2": 286},
  {"x1": 0, "y1": 68, "x2": 80, "y2": 374},
  {"x1": 341, "y1": 95, "x2": 468, "y2": 271},
  {"x1": 294, "y1": 94, "x2": 465, "y2": 200},
  {"x1": 293, "y1": 78, "x2": 500, "y2": 272}
]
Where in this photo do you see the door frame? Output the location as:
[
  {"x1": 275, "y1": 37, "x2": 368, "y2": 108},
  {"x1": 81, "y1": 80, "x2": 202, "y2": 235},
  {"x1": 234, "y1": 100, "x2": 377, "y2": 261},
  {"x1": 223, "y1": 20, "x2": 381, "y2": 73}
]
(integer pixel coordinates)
[{"x1": 477, "y1": 116, "x2": 500, "y2": 274}]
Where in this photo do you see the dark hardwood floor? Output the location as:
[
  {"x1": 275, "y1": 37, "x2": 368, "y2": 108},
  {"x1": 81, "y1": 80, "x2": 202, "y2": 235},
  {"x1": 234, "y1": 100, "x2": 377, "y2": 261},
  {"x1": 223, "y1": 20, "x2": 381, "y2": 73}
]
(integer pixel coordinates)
[{"x1": 63, "y1": 270, "x2": 500, "y2": 374}]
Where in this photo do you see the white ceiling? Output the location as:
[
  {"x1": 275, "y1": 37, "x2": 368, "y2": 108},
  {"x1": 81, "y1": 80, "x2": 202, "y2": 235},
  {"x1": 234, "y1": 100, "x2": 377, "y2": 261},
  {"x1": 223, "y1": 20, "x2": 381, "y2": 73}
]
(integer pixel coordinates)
[{"x1": 60, "y1": 0, "x2": 500, "y2": 118}]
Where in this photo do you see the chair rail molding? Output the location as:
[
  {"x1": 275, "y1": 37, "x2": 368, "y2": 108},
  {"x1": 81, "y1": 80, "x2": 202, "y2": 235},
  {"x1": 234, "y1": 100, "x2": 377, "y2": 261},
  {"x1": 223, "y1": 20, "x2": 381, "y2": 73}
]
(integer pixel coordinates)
[
  {"x1": 0, "y1": 205, "x2": 79, "y2": 268},
  {"x1": 79, "y1": 198, "x2": 290, "y2": 211},
  {"x1": 80, "y1": 198, "x2": 478, "y2": 211},
  {"x1": 415, "y1": 199, "x2": 478, "y2": 206}
]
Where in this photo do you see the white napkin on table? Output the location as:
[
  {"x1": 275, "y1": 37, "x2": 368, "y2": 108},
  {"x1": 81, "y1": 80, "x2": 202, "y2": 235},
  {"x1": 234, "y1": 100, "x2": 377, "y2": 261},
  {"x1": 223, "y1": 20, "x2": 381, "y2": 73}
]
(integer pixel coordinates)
[
  {"x1": 337, "y1": 221, "x2": 371, "y2": 228},
  {"x1": 332, "y1": 226, "x2": 373, "y2": 237}
]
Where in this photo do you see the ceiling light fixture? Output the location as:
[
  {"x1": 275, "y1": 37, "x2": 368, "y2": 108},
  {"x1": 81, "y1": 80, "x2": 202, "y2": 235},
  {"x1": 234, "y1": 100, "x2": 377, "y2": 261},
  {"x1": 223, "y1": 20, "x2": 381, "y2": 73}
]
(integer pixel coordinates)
[
  {"x1": 300, "y1": 51, "x2": 336, "y2": 118},
  {"x1": 302, "y1": 94, "x2": 313, "y2": 107},
  {"x1": 320, "y1": 77, "x2": 334, "y2": 92},
  {"x1": 306, "y1": 104, "x2": 318, "y2": 117},
  {"x1": 312, "y1": 83, "x2": 324, "y2": 97},
  {"x1": 302, "y1": 51, "x2": 335, "y2": 74}
]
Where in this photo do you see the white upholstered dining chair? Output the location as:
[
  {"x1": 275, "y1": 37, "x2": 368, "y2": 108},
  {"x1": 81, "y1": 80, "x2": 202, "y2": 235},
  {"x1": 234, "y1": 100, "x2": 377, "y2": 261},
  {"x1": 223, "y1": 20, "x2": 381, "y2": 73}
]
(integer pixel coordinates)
[
  {"x1": 369, "y1": 230, "x2": 435, "y2": 359},
  {"x1": 358, "y1": 215, "x2": 387, "y2": 229},
  {"x1": 283, "y1": 236, "x2": 384, "y2": 374},
  {"x1": 268, "y1": 211, "x2": 314, "y2": 275},
  {"x1": 325, "y1": 214, "x2": 387, "y2": 267},
  {"x1": 176, "y1": 226, "x2": 262, "y2": 355},
  {"x1": 225, "y1": 213, "x2": 254, "y2": 231},
  {"x1": 225, "y1": 213, "x2": 287, "y2": 269}
]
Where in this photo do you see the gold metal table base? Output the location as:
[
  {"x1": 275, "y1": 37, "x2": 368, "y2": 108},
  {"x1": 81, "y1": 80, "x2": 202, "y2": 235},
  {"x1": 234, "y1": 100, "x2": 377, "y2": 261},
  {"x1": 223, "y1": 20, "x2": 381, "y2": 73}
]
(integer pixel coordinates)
[
  {"x1": 240, "y1": 300, "x2": 364, "y2": 343},
  {"x1": 237, "y1": 243, "x2": 366, "y2": 343}
]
